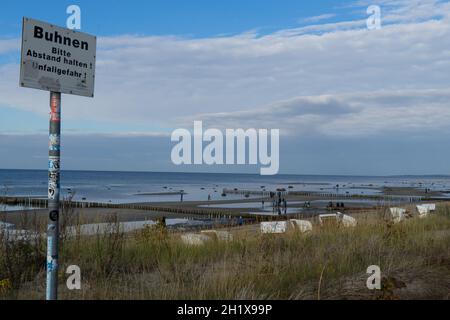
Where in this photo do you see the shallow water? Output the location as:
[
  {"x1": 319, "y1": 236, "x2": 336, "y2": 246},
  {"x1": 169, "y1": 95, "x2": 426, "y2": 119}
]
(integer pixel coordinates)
[
  {"x1": 1, "y1": 169, "x2": 450, "y2": 205},
  {"x1": 198, "y1": 201, "x2": 304, "y2": 209},
  {"x1": 243, "y1": 207, "x2": 303, "y2": 216}
]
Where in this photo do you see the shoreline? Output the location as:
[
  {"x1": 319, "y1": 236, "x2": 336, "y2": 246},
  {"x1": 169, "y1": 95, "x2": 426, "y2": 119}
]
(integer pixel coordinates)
[{"x1": 1, "y1": 186, "x2": 447, "y2": 232}]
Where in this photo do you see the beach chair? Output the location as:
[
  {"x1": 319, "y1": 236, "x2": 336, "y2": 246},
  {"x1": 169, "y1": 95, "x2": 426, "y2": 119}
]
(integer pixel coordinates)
[
  {"x1": 260, "y1": 221, "x2": 289, "y2": 234},
  {"x1": 416, "y1": 203, "x2": 436, "y2": 218},
  {"x1": 319, "y1": 213, "x2": 357, "y2": 228},
  {"x1": 340, "y1": 214, "x2": 357, "y2": 227},
  {"x1": 289, "y1": 219, "x2": 313, "y2": 233},
  {"x1": 422, "y1": 203, "x2": 436, "y2": 212},
  {"x1": 390, "y1": 207, "x2": 406, "y2": 223},
  {"x1": 416, "y1": 205, "x2": 430, "y2": 218},
  {"x1": 318, "y1": 213, "x2": 339, "y2": 226}
]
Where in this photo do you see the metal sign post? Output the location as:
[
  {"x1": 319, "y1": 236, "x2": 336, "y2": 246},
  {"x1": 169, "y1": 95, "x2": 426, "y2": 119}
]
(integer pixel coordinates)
[
  {"x1": 47, "y1": 91, "x2": 61, "y2": 300},
  {"x1": 19, "y1": 17, "x2": 96, "y2": 300}
]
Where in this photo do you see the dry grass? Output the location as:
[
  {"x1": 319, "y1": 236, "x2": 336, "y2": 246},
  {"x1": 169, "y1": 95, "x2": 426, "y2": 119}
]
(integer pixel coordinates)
[{"x1": 1, "y1": 205, "x2": 449, "y2": 300}]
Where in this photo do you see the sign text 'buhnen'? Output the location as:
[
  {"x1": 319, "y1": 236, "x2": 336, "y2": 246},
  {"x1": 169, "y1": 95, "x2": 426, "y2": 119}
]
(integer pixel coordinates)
[{"x1": 33, "y1": 25, "x2": 89, "y2": 50}]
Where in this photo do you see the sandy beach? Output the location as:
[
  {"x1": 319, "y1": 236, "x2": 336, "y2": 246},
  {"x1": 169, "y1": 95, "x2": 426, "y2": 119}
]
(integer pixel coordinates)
[{"x1": 2, "y1": 185, "x2": 446, "y2": 232}]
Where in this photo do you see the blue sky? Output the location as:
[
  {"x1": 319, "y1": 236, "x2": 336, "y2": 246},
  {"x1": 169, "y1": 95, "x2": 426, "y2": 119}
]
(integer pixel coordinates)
[
  {"x1": 0, "y1": 0, "x2": 351, "y2": 38},
  {"x1": 1, "y1": 0, "x2": 450, "y2": 175}
]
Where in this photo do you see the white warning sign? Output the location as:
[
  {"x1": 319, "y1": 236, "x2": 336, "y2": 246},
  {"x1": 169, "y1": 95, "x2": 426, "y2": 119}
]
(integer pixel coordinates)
[{"x1": 20, "y1": 17, "x2": 96, "y2": 97}]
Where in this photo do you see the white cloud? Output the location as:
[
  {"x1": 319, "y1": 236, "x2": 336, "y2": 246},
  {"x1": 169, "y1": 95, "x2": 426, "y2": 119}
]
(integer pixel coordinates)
[
  {"x1": 352, "y1": 0, "x2": 450, "y2": 24},
  {"x1": 300, "y1": 13, "x2": 337, "y2": 24},
  {"x1": 0, "y1": 0, "x2": 449, "y2": 138},
  {"x1": 0, "y1": 38, "x2": 19, "y2": 54}
]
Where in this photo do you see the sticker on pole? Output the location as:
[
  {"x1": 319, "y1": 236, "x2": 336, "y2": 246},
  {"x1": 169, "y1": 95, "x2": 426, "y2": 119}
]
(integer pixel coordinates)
[{"x1": 20, "y1": 17, "x2": 96, "y2": 97}]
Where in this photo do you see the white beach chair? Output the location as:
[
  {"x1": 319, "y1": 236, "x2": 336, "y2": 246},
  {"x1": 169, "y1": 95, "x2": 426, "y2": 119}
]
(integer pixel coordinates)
[
  {"x1": 416, "y1": 205, "x2": 430, "y2": 218},
  {"x1": 289, "y1": 219, "x2": 313, "y2": 233},
  {"x1": 260, "y1": 221, "x2": 288, "y2": 234},
  {"x1": 340, "y1": 214, "x2": 357, "y2": 227},
  {"x1": 390, "y1": 207, "x2": 406, "y2": 223},
  {"x1": 422, "y1": 203, "x2": 436, "y2": 212},
  {"x1": 318, "y1": 213, "x2": 338, "y2": 225},
  {"x1": 320, "y1": 212, "x2": 357, "y2": 228},
  {"x1": 416, "y1": 203, "x2": 436, "y2": 218}
]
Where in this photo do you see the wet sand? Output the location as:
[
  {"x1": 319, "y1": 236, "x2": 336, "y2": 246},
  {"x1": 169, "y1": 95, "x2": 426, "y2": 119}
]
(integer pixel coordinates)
[{"x1": 381, "y1": 186, "x2": 442, "y2": 197}]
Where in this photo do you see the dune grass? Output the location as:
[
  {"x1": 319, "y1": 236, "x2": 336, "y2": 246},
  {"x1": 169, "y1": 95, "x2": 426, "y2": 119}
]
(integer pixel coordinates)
[{"x1": 1, "y1": 205, "x2": 449, "y2": 300}]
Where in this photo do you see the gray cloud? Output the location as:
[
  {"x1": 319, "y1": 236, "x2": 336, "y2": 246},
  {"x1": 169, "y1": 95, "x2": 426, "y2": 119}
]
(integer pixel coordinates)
[{"x1": 186, "y1": 89, "x2": 450, "y2": 137}]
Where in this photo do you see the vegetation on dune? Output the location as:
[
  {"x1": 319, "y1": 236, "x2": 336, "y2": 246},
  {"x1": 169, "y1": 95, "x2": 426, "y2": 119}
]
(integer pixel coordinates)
[{"x1": 1, "y1": 205, "x2": 449, "y2": 300}]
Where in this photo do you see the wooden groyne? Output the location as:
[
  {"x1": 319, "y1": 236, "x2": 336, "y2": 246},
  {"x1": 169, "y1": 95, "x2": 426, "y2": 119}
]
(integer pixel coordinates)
[
  {"x1": 222, "y1": 188, "x2": 277, "y2": 197},
  {"x1": 1, "y1": 191, "x2": 434, "y2": 222},
  {"x1": 0, "y1": 197, "x2": 48, "y2": 208},
  {"x1": 222, "y1": 189, "x2": 425, "y2": 202},
  {"x1": 0, "y1": 196, "x2": 268, "y2": 220}
]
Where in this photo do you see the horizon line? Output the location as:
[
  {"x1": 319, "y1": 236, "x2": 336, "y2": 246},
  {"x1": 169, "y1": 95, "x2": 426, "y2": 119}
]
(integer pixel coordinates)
[{"x1": 0, "y1": 168, "x2": 449, "y2": 178}]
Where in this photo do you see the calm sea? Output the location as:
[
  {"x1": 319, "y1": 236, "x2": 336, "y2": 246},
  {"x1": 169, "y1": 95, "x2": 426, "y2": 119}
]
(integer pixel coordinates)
[{"x1": 1, "y1": 169, "x2": 450, "y2": 204}]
